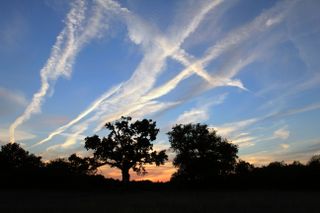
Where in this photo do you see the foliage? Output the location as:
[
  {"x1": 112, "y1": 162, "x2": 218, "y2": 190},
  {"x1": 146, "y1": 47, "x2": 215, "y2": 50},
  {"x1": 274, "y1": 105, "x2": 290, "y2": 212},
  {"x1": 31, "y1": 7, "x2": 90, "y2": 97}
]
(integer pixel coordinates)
[
  {"x1": 0, "y1": 143, "x2": 43, "y2": 172},
  {"x1": 235, "y1": 160, "x2": 254, "y2": 175},
  {"x1": 0, "y1": 120, "x2": 319, "y2": 189},
  {"x1": 168, "y1": 123, "x2": 238, "y2": 182},
  {"x1": 68, "y1": 153, "x2": 97, "y2": 175},
  {"x1": 45, "y1": 154, "x2": 96, "y2": 176},
  {"x1": 307, "y1": 154, "x2": 320, "y2": 169},
  {"x1": 85, "y1": 116, "x2": 168, "y2": 182}
]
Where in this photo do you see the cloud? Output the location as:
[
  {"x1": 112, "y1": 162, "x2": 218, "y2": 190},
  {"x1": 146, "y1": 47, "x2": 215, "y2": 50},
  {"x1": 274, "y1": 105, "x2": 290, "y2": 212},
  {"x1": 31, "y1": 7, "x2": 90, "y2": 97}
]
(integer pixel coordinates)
[
  {"x1": 37, "y1": 0, "x2": 222, "y2": 148},
  {"x1": 33, "y1": 83, "x2": 122, "y2": 147},
  {"x1": 0, "y1": 87, "x2": 27, "y2": 107},
  {"x1": 200, "y1": 0, "x2": 290, "y2": 67},
  {"x1": 271, "y1": 102, "x2": 320, "y2": 119},
  {"x1": 175, "y1": 93, "x2": 228, "y2": 125},
  {"x1": 176, "y1": 109, "x2": 209, "y2": 125},
  {"x1": 0, "y1": 87, "x2": 28, "y2": 117},
  {"x1": 286, "y1": 0, "x2": 320, "y2": 72},
  {"x1": 9, "y1": 0, "x2": 109, "y2": 143},
  {"x1": 44, "y1": 100, "x2": 178, "y2": 151},
  {"x1": 280, "y1": 144, "x2": 290, "y2": 149},
  {"x1": 142, "y1": 0, "x2": 292, "y2": 103},
  {"x1": 212, "y1": 118, "x2": 259, "y2": 137},
  {"x1": 35, "y1": 0, "x2": 295, "y2": 152},
  {"x1": 45, "y1": 125, "x2": 87, "y2": 152},
  {"x1": 231, "y1": 134, "x2": 256, "y2": 148},
  {"x1": 92, "y1": 0, "x2": 290, "y2": 143},
  {"x1": 241, "y1": 139, "x2": 320, "y2": 165},
  {"x1": 257, "y1": 74, "x2": 320, "y2": 112},
  {"x1": 273, "y1": 126, "x2": 290, "y2": 140},
  {"x1": 214, "y1": 100, "x2": 320, "y2": 140},
  {"x1": 0, "y1": 128, "x2": 36, "y2": 143}
]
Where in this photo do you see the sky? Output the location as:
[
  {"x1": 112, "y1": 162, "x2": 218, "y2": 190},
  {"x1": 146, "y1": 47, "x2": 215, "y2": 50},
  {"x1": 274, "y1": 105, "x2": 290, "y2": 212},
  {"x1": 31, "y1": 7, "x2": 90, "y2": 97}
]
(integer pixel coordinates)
[{"x1": 1, "y1": 0, "x2": 320, "y2": 181}]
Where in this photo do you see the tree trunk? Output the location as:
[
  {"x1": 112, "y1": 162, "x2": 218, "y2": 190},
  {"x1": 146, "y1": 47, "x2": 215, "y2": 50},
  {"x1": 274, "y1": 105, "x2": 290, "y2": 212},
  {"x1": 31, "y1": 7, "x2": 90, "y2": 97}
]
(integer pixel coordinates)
[{"x1": 121, "y1": 169, "x2": 130, "y2": 183}]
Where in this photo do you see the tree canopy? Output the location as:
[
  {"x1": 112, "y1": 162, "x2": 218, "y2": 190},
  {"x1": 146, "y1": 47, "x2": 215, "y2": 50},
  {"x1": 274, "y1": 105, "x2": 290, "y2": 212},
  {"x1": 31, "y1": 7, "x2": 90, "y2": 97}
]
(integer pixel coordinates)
[
  {"x1": 0, "y1": 143, "x2": 43, "y2": 172},
  {"x1": 168, "y1": 123, "x2": 238, "y2": 182},
  {"x1": 84, "y1": 116, "x2": 168, "y2": 182},
  {"x1": 45, "y1": 154, "x2": 96, "y2": 176}
]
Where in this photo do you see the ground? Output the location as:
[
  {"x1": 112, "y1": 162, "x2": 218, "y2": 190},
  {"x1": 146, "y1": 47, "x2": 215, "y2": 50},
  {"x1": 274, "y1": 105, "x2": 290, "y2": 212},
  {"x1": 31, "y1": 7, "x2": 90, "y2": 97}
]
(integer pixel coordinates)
[{"x1": 0, "y1": 189, "x2": 319, "y2": 213}]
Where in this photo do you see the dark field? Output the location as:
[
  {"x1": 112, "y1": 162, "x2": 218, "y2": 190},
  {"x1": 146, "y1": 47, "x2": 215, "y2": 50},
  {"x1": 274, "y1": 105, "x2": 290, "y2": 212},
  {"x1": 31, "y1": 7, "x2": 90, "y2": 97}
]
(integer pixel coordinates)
[{"x1": 0, "y1": 189, "x2": 319, "y2": 213}]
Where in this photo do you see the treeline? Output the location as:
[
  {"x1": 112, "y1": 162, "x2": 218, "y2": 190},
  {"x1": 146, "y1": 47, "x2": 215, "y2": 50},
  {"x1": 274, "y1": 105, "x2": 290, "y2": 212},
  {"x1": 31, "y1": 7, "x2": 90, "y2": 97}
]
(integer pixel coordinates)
[
  {"x1": 1, "y1": 117, "x2": 320, "y2": 190},
  {"x1": 230, "y1": 158, "x2": 320, "y2": 189},
  {"x1": 0, "y1": 143, "x2": 107, "y2": 189}
]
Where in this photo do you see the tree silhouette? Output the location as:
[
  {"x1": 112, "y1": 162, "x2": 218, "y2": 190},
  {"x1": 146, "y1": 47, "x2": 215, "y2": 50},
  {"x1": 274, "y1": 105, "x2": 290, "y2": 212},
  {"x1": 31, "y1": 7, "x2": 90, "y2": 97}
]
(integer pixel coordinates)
[
  {"x1": 45, "y1": 158, "x2": 74, "y2": 176},
  {"x1": 307, "y1": 155, "x2": 320, "y2": 169},
  {"x1": 68, "y1": 153, "x2": 97, "y2": 175},
  {"x1": 0, "y1": 143, "x2": 43, "y2": 172},
  {"x1": 45, "y1": 154, "x2": 96, "y2": 176},
  {"x1": 235, "y1": 159, "x2": 254, "y2": 175},
  {"x1": 168, "y1": 123, "x2": 238, "y2": 182},
  {"x1": 84, "y1": 116, "x2": 168, "y2": 183}
]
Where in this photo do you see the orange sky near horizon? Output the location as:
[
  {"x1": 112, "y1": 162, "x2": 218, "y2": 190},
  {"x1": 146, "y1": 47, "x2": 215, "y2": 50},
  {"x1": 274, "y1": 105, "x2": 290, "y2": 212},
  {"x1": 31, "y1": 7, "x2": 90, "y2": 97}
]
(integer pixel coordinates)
[
  {"x1": 98, "y1": 162, "x2": 177, "y2": 182},
  {"x1": 97, "y1": 154, "x2": 316, "y2": 182}
]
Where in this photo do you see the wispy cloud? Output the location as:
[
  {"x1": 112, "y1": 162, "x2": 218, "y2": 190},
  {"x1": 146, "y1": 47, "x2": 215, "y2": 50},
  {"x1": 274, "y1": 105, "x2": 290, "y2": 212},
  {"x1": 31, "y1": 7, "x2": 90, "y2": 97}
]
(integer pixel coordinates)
[
  {"x1": 45, "y1": 100, "x2": 178, "y2": 151},
  {"x1": 143, "y1": 0, "x2": 292, "y2": 103},
  {"x1": 36, "y1": 0, "x2": 296, "y2": 153},
  {"x1": 0, "y1": 87, "x2": 27, "y2": 107},
  {"x1": 232, "y1": 135, "x2": 256, "y2": 148},
  {"x1": 214, "y1": 99, "x2": 320, "y2": 141},
  {"x1": 212, "y1": 118, "x2": 259, "y2": 137},
  {"x1": 37, "y1": 0, "x2": 222, "y2": 149},
  {"x1": 0, "y1": 128, "x2": 35, "y2": 143},
  {"x1": 175, "y1": 93, "x2": 228, "y2": 125},
  {"x1": 241, "y1": 139, "x2": 320, "y2": 165},
  {"x1": 280, "y1": 144, "x2": 290, "y2": 149},
  {"x1": 273, "y1": 126, "x2": 290, "y2": 140},
  {"x1": 92, "y1": 0, "x2": 293, "y2": 161},
  {"x1": 269, "y1": 102, "x2": 320, "y2": 119},
  {"x1": 176, "y1": 109, "x2": 209, "y2": 125},
  {"x1": 33, "y1": 83, "x2": 122, "y2": 147},
  {"x1": 9, "y1": 0, "x2": 109, "y2": 143}
]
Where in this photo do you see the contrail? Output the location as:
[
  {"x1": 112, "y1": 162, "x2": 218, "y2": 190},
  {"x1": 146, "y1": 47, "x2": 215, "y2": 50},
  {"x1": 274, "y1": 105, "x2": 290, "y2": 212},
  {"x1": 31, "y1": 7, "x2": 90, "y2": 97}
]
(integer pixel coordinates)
[
  {"x1": 85, "y1": 0, "x2": 225, "y2": 132},
  {"x1": 38, "y1": 0, "x2": 295, "y2": 150},
  {"x1": 9, "y1": 0, "x2": 108, "y2": 143},
  {"x1": 32, "y1": 84, "x2": 122, "y2": 147},
  {"x1": 39, "y1": 0, "x2": 291, "y2": 148},
  {"x1": 117, "y1": 0, "x2": 293, "y2": 125},
  {"x1": 35, "y1": 0, "x2": 222, "y2": 148},
  {"x1": 9, "y1": 0, "x2": 86, "y2": 143},
  {"x1": 142, "y1": 0, "x2": 291, "y2": 102},
  {"x1": 117, "y1": 0, "x2": 227, "y2": 87},
  {"x1": 49, "y1": 100, "x2": 179, "y2": 151}
]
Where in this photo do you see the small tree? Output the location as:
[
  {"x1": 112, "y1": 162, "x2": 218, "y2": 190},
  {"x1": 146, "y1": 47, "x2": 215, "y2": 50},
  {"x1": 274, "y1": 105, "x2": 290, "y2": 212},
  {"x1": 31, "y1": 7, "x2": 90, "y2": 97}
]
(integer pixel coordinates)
[
  {"x1": 235, "y1": 160, "x2": 254, "y2": 175},
  {"x1": 307, "y1": 155, "x2": 320, "y2": 169},
  {"x1": 46, "y1": 154, "x2": 96, "y2": 176},
  {"x1": 85, "y1": 116, "x2": 168, "y2": 182},
  {"x1": 68, "y1": 154, "x2": 97, "y2": 175},
  {"x1": 0, "y1": 143, "x2": 43, "y2": 172},
  {"x1": 168, "y1": 123, "x2": 238, "y2": 182}
]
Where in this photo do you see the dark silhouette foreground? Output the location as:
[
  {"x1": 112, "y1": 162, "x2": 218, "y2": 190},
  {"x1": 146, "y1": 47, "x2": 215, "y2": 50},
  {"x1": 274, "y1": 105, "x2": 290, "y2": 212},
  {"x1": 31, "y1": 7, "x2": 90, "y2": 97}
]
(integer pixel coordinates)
[
  {"x1": 0, "y1": 119, "x2": 320, "y2": 190},
  {"x1": 85, "y1": 116, "x2": 168, "y2": 183},
  {"x1": 168, "y1": 123, "x2": 238, "y2": 182},
  {"x1": 1, "y1": 189, "x2": 319, "y2": 213}
]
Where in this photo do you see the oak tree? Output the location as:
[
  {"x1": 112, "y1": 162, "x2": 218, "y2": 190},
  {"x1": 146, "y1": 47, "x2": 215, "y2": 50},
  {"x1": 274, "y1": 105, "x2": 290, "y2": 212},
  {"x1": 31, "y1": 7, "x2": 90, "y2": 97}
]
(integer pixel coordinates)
[
  {"x1": 85, "y1": 116, "x2": 167, "y2": 182},
  {"x1": 168, "y1": 123, "x2": 238, "y2": 182}
]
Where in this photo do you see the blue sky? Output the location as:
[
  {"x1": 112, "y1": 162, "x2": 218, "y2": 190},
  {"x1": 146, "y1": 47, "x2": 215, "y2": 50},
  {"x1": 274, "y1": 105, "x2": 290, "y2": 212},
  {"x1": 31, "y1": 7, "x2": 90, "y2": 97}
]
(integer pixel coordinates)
[{"x1": 1, "y1": 0, "x2": 320, "y2": 180}]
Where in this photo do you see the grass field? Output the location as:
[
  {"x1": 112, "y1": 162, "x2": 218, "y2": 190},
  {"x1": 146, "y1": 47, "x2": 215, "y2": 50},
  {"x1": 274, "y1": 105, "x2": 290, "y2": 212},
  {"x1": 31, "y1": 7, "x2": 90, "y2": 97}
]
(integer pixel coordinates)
[{"x1": 0, "y1": 189, "x2": 319, "y2": 213}]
